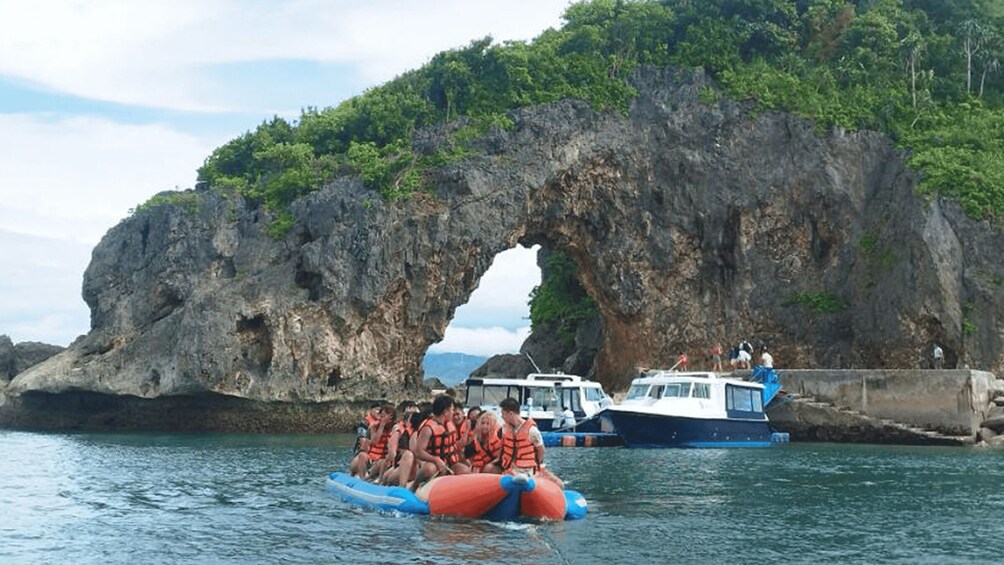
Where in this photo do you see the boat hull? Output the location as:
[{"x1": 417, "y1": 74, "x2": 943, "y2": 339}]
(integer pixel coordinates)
[{"x1": 602, "y1": 410, "x2": 773, "y2": 448}]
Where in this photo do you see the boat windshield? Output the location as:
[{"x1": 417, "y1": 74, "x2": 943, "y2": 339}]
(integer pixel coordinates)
[
  {"x1": 626, "y1": 384, "x2": 649, "y2": 400},
  {"x1": 583, "y1": 387, "x2": 606, "y2": 401}
]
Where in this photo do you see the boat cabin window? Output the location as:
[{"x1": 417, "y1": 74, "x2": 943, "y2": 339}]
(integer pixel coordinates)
[
  {"x1": 466, "y1": 383, "x2": 483, "y2": 406},
  {"x1": 660, "y1": 383, "x2": 692, "y2": 398},
  {"x1": 649, "y1": 385, "x2": 665, "y2": 398},
  {"x1": 481, "y1": 385, "x2": 516, "y2": 406},
  {"x1": 527, "y1": 387, "x2": 558, "y2": 411},
  {"x1": 725, "y1": 385, "x2": 761, "y2": 413},
  {"x1": 693, "y1": 383, "x2": 710, "y2": 399},
  {"x1": 561, "y1": 388, "x2": 582, "y2": 413},
  {"x1": 626, "y1": 384, "x2": 650, "y2": 400},
  {"x1": 584, "y1": 387, "x2": 605, "y2": 402}
]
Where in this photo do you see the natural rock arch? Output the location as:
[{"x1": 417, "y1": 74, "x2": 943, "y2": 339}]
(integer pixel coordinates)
[{"x1": 9, "y1": 68, "x2": 1003, "y2": 412}]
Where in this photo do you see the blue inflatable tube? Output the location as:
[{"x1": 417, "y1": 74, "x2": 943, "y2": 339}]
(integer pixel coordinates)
[
  {"x1": 326, "y1": 472, "x2": 588, "y2": 521},
  {"x1": 326, "y1": 472, "x2": 429, "y2": 515}
]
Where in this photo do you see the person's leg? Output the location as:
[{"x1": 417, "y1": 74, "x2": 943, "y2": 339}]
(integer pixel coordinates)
[
  {"x1": 349, "y1": 452, "x2": 368, "y2": 477},
  {"x1": 391, "y1": 451, "x2": 415, "y2": 486},
  {"x1": 409, "y1": 461, "x2": 439, "y2": 492}
]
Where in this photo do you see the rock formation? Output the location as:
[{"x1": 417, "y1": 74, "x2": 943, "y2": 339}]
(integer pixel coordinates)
[
  {"x1": 4, "y1": 67, "x2": 1003, "y2": 430},
  {"x1": 0, "y1": 335, "x2": 63, "y2": 382}
]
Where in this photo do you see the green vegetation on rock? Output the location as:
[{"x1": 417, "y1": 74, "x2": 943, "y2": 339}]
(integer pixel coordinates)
[
  {"x1": 782, "y1": 291, "x2": 848, "y2": 314},
  {"x1": 194, "y1": 0, "x2": 1004, "y2": 227},
  {"x1": 131, "y1": 191, "x2": 201, "y2": 215},
  {"x1": 528, "y1": 251, "x2": 599, "y2": 344},
  {"x1": 186, "y1": 0, "x2": 1004, "y2": 332}
]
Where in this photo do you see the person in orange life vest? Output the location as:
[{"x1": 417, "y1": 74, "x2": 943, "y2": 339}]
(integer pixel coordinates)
[
  {"x1": 460, "y1": 406, "x2": 481, "y2": 450},
  {"x1": 710, "y1": 343, "x2": 723, "y2": 372},
  {"x1": 352, "y1": 402, "x2": 382, "y2": 455},
  {"x1": 349, "y1": 404, "x2": 395, "y2": 478},
  {"x1": 413, "y1": 394, "x2": 470, "y2": 486},
  {"x1": 451, "y1": 399, "x2": 470, "y2": 450},
  {"x1": 498, "y1": 398, "x2": 564, "y2": 488},
  {"x1": 378, "y1": 402, "x2": 420, "y2": 486},
  {"x1": 464, "y1": 411, "x2": 503, "y2": 473}
]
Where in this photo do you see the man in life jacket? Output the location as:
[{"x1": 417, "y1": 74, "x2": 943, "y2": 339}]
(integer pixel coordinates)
[
  {"x1": 412, "y1": 394, "x2": 470, "y2": 488},
  {"x1": 499, "y1": 397, "x2": 564, "y2": 488},
  {"x1": 349, "y1": 403, "x2": 395, "y2": 479}
]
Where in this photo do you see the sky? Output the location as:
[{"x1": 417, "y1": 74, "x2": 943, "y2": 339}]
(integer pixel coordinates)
[{"x1": 0, "y1": 0, "x2": 570, "y2": 355}]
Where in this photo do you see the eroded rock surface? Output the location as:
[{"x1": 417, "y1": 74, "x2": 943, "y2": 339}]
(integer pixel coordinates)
[
  {"x1": 0, "y1": 335, "x2": 64, "y2": 382},
  {"x1": 7, "y1": 68, "x2": 1004, "y2": 428}
]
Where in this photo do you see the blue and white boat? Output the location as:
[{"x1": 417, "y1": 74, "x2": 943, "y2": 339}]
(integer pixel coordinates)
[{"x1": 600, "y1": 368, "x2": 783, "y2": 448}]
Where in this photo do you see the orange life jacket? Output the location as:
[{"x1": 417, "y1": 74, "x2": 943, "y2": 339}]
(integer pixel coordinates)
[
  {"x1": 469, "y1": 430, "x2": 503, "y2": 470},
  {"x1": 367, "y1": 422, "x2": 393, "y2": 461},
  {"x1": 420, "y1": 416, "x2": 459, "y2": 465},
  {"x1": 501, "y1": 418, "x2": 539, "y2": 471}
]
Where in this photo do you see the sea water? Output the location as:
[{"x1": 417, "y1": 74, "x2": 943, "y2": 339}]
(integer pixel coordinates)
[{"x1": 1, "y1": 430, "x2": 1002, "y2": 564}]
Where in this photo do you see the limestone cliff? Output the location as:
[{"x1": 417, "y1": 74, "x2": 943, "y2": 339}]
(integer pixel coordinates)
[{"x1": 6, "y1": 68, "x2": 1004, "y2": 429}]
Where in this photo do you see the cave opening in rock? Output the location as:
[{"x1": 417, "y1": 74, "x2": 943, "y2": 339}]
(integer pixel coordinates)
[
  {"x1": 422, "y1": 241, "x2": 605, "y2": 388},
  {"x1": 422, "y1": 244, "x2": 539, "y2": 387}
]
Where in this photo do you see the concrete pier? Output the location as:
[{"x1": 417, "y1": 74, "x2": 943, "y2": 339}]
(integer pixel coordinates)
[{"x1": 767, "y1": 369, "x2": 1001, "y2": 444}]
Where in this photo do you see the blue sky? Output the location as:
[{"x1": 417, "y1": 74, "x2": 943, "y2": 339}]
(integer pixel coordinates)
[{"x1": 0, "y1": 0, "x2": 570, "y2": 355}]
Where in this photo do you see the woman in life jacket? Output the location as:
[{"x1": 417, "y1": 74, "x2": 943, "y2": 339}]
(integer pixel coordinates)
[
  {"x1": 464, "y1": 411, "x2": 503, "y2": 473},
  {"x1": 411, "y1": 394, "x2": 471, "y2": 490},
  {"x1": 348, "y1": 404, "x2": 395, "y2": 479},
  {"x1": 378, "y1": 402, "x2": 421, "y2": 487},
  {"x1": 498, "y1": 397, "x2": 564, "y2": 488}
]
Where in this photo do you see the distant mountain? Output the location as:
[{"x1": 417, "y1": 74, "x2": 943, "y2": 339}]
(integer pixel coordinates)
[{"x1": 422, "y1": 352, "x2": 487, "y2": 386}]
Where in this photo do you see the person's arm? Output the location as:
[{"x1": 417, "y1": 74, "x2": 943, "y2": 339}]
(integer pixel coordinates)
[
  {"x1": 489, "y1": 430, "x2": 503, "y2": 466},
  {"x1": 369, "y1": 418, "x2": 387, "y2": 446},
  {"x1": 529, "y1": 426, "x2": 544, "y2": 466},
  {"x1": 386, "y1": 426, "x2": 401, "y2": 461}
]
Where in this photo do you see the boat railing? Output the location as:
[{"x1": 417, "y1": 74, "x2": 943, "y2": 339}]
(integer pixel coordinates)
[{"x1": 749, "y1": 365, "x2": 782, "y2": 405}]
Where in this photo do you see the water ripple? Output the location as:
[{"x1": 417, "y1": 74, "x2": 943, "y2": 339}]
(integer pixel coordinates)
[{"x1": 1, "y1": 432, "x2": 1003, "y2": 564}]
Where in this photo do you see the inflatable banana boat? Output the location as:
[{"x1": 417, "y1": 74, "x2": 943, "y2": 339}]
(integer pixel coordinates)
[{"x1": 326, "y1": 472, "x2": 588, "y2": 521}]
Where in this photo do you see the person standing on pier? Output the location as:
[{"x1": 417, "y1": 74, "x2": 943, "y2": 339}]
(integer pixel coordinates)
[{"x1": 761, "y1": 346, "x2": 773, "y2": 369}]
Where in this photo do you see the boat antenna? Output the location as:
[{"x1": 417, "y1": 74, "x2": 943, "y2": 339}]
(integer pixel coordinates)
[{"x1": 525, "y1": 352, "x2": 542, "y2": 373}]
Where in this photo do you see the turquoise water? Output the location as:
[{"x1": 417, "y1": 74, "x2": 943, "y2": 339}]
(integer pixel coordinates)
[{"x1": 1, "y1": 431, "x2": 1002, "y2": 564}]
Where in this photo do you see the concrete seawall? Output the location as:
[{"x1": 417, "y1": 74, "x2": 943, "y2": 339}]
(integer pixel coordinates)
[{"x1": 768, "y1": 369, "x2": 1002, "y2": 444}]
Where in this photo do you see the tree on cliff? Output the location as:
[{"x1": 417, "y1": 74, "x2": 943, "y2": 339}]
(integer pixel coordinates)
[{"x1": 187, "y1": 0, "x2": 1004, "y2": 226}]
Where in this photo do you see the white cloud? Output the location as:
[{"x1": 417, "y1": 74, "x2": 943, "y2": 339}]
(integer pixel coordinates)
[
  {"x1": 0, "y1": 0, "x2": 570, "y2": 112},
  {"x1": 0, "y1": 113, "x2": 219, "y2": 244},
  {"x1": 0, "y1": 2, "x2": 567, "y2": 349},
  {"x1": 428, "y1": 325, "x2": 531, "y2": 357},
  {"x1": 0, "y1": 229, "x2": 91, "y2": 345},
  {"x1": 0, "y1": 114, "x2": 217, "y2": 344},
  {"x1": 470, "y1": 245, "x2": 540, "y2": 308}
]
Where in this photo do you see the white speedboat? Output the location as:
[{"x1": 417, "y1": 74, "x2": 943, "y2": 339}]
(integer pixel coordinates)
[
  {"x1": 463, "y1": 373, "x2": 613, "y2": 432},
  {"x1": 600, "y1": 368, "x2": 782, "y2": 448}
]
